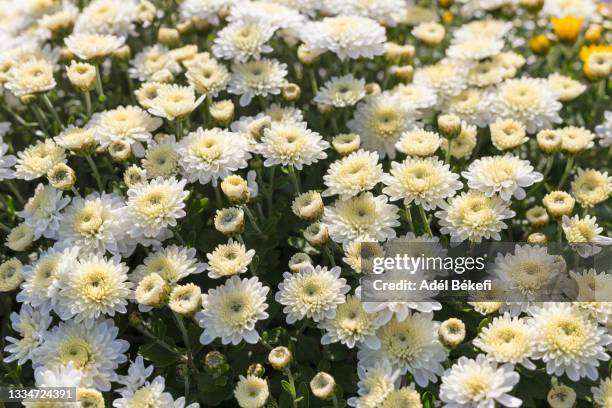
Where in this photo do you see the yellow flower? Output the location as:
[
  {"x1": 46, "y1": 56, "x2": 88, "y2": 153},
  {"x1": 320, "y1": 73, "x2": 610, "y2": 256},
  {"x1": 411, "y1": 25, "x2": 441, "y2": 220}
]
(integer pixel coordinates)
[
  {"x1": 528, "y1": 34, "x2": 550, "y2": 55},
  {"x1": 551, "y1": 16, "x2": 583, "y2": 44},
  {"x1": 579, "y1": 44, "x2": 612, "y2": 62}
]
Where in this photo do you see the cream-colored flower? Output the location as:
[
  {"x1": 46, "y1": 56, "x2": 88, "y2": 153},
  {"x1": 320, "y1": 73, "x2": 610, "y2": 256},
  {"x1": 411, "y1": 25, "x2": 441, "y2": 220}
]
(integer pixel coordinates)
[
  {"x1": 323, "y1": 150, "x2": 383, "y2": 199},
  {"x1": 64, "y1": 33, "x2": 125, "y2": 60},
  {"x1": 169, "y1": 283, "x2": 202, "y2": 315},
  {"x1": 15, "y1": 139, "x2": 66, "y2": 180},
  {"x1": 395, "y1": 129, "x2": 441, "y2": 157},
  {"x1": 206, "y1": 239, "x2": 255, "y2": 279},
  {"x1": 5, "y1": 58, "x2": 56, "y2": 96},
  {"x1": 234, "y1": 375, "x2": 269, "y2": 408},
  {"x1": 147, "y1": 84, "x2": 204, "y2": 120},
  {"x1": 571, "y1": 168, "x2": 611, "y2": 207},
  {"x1": 548, "y1": 73, "x2": 586, "y2": 102},
  {"x1": 490, "y1": 119, "x2": 528, "y2": 151}
]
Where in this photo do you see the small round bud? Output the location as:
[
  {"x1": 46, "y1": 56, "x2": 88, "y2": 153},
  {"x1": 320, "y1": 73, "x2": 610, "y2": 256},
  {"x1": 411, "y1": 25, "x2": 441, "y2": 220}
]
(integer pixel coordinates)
[
  {"x1": 438, "y1": 0, "x2": 454, "y2": 8},
  {"x1": 170, "y1": 45, "x2": 199, "y2": 63},
  {"x1": 547, "y1": 384, "x2": 576, "y2": 408},
  {"x1": 66, "y1": 61, "x2": 97, "y2": 92},
  {"x1": 268, "y1": 346, "x2": 292, "y2": 370},
  {"x1": 364, "y1": 82, "x2": 381, "y2": 96},
  {"x1": 46, "y1": 163, "x2": 76, "y2": 191},
  {"x1": 124, "y1": 165, "x2": 147, "y2": 188},
  {"x1": 584, "y1": 23, "x2": 602, "y2": 43},
  {"x1": 108, "y1": 140, "x2": 132, "y2": 162},
  {"x1": 221, "y1": 175, "x2": 250, "y2": 204},
  {"x1": 297, "y1": 45, "x2": 321, "y2": 64},
  {"x1": 442, "y1": 11, "x2": 454, "y2": 25},
  {"x1": 390, "y1": 65, "x2": 414, "y2": 82},
  {"x1": 192, "y1": 17, "x2": 210, "y2": 31},
  {"x1": 332, "y1": 133, "x2": 361, "y2": 156},
  {"x1": 310, "y1": 372, "x2": 336, "y2": 400},
  {"x1": 151, "y1": 68, "x2": 174, "y2": 83},
  {"x1": 177, "y1": 20, "x2": 193, "y2": 34},
  {"x1": 552, "y1": 16, "x2": 584, "y2": 45},
  {"x1": 527, "y1": 232, "x2": 548, "y2": 244},
  {"x1": 246, "y1": 117, "x2": 271, "y2": 142},
  {"x1": 543, "y1": 191, "x2": 575, "y2": 218},
  {"x1": 214, "y1": 207, "x2": 246, "y2": 236},
  {"x1": 282, "y1": 83, "x2": 301, "y2": 102},
  {"x1": 0, "y1": 258, "x2": 23, "y2": 292},
  {"x1": 536, "y1": 129, "x2": 562, "y2": 153},
  {"x1": 317, "y1": 103, "x2": 332, "y2": 114},
  {"x1": 528, "y1": 34, "x2": 550, "y2": 55},
  {"x1": 384, "y1": 42, "x2": 415, "y2": 63},
  {"x1": 135, "y1": 273, "x2": 168, "y2": 307},
  {"x1": 205, "y1": 351, "x2": 226, "y2": 369},
  {"x1": 158, "y1": 27, "x2": 180, "y2": 47},
  {"x1": 560, "y1": 127, "x2": 595, "y2": 155},
  {"x1": 76, "y1": 388, "x2": 105, "y2": 408},
  {"x1": 210, "y1": 100, "x2": 235, "y2": 126},
  {"x1": 60, "y1": 47, "x2": 75, "y2": 61},
  {"x1": 111, "y1": 45, "x2": 131, "y2": 61},
  {"x1": 304, "y1": 222, "x2": 329, "y2": 247},
  {"x1": 169, "y1": 283, "x2": 202, "y2": 315},
  {"x1": 438, "y1": 114, "x2": 462, "y2": 139},
  {"x1": 5, "y1": 223, "x2": 34, "y2": 252},
  {"x1": 247, "y1": 363, "x2": 265, "y2": 378},
  {"x1": 520, "y1": 0, "x2": 544, "y2": 13},
  {"x1": 288, "y1": 253, "x2": 312, "y2": 273},
  {"x1": 135, "y1": 0, "x2": 156, "y2": 25},
  {"x1": 526, "y1": 206, "x2": 549, "y2": 228},
  {"x1": 19, "y1": 95, "x2": 36, "y2": 105},
  {"x1": 438, "y1": 318, "x2": 466, "y2": 348},
  {"x1": 292, "y1": 191, "x2": 324, "y2": 221}
]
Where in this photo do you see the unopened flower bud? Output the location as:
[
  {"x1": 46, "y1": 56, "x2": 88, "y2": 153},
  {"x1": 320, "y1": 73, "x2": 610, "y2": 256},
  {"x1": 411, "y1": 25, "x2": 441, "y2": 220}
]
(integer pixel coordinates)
[
  {"x1": 528, "y1": 34, "x2": 550, "y2": 55},
  {"x1": 292, "y1": 191, "x2": 324, "y2": 221},
  {"x1": 520, "y1": 0, "x2": 544, "y2": 13},
  {"x1": 246, "y1": 117, "x2": 271, "y2": 142},
  {"x1": 205, "y1": 351, "x2": 226, "y2": 369},
  {"x1": 5, "y1": 223, "x2": 34, "y2": 252},
  {"x1": 317, "y1": 103, "x2": 332, "y2": 114},
  {"x1": 135, "y1": 0, "x2": 156, "y2": 25},
  {"x1": 170, "y1": 45, "x2": 199, "y2": 63},
  {"x1": 297, "y1": 45, "x2": 321, "y2": 64},
  {"x1": 288, "y1": 253, "x2": 312, "y2": 273},
  {"x1": 438, "y1": 318, "x2": 465, "y2": 348},
  {"x1": 364, "y1": 82, "x2": 381, "y2": 95},
  {"x1": 282, "y1": 83, "x2": 301, "y2": 102},
  {"x1": 442, "y1": 11, "x2": 454, "y2": 25},
  {"x1": 438, "y1": 0, "x2": 454, "y2": 8},
  {"x1": 310, "y1": 372, "x2": 335, "y2": 400},
  {"x1": 192, "y1": 17, "x2": 209, "y2": 31},
  {"x1": 268, "y1": 346, "x2": 292, "y2": 370},
  {"x1": 151, "y1": 68, "x2": 174, "y2": 83},
  {"x1": 210, "y1": 100, "x2": 235, "y2": 126},
  {"x1": 177, "y1": 20, "x2": 193, "y2": 34},
  {"x1": 0, "y1": 258, "x2": 23, "y2": 292},
  {"x1": 536, "y1": 129, "x2": 562, "y2": 153},
  {"x1": 384, "y1": 42, "x2": 415, "y2": 63},
  {"x1": 135, "y1": 273, "x2": 168, "y2": 307},
  {"x1": 169, "y1": 283, "x2": 201, "y2": 315},
  {"x1": 108, "y1": 140, "x2": 132, "y2": 162},
  {"x1": 526, "y1": 206, "x2": 549, "y2": 228},
  {"x1": 390, "y1": 65, "x2": 414, "y2": 82},
  {"x1": 214, "y1": 207, "x2": 245, "y2": 236},
  {"x1": 76, "y1": 388, "x2": 104, "y2": 408},
  {"x1": 47, "y1": 163, "x2": 76, "y2": 190},
  {"x1": 158, "y1": 27, "x2": 180, "y2": 47},
  {"x1": 221, "y1": 175, "x2": 250, "y2": 204},
  {"x1": 60, "y1": 47, "x2": 75, "y2": 61},
  {"x1": 66, "y1": 61, "x2": 97, "y2": 92},
  {"x1": 332, "y1": 133, "x2": 360, "y2": 156},
  {"x1": 112, "y1": 45, "x2": 131, "y2": 61},
  {"x1": 124, "y1": 165, "x2": 147, "y2": 188},
  {"x1": 527, "y1": 232, "x2": 548, "y2": 244},
  {"x1": 584, "y1": 24, "x2": 602, "y2": 43},
  {"x1": 547, "y1": 384, "x2": 576, "y2": 408},
  {"x1": 19, "y1": 95, "x2": 36, "y2": 105},
  {"x1": 304, "y1": 222, "x2": 329, "y2": 247},
  {"x1": 247, "y1": 363, "x2": 265, "y2": 378},
  {"x1": 543, "y1": 191, "x2": 575, "y2": 218},
  {"x1": 438, "y1": 114, "x2": 462, "y2": 139}
]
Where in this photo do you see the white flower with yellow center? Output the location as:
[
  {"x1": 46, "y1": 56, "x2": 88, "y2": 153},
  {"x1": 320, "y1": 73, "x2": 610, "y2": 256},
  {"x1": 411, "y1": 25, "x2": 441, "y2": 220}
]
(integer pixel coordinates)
[
  {"x1": 0, "y1": 137, "x2": 16, "y2": 181},
  {"x1": 342, "y1": 240, "x2": 384, "y2": 274},
  {"x1": 73, "y1": 0, "x2": 135, "y2": 36},
  {"x1": 323, "y1": 192, "x2": 400, "y2": 244},
  {"x1": 314, "y1": 74, "x2": 366, "y2": 108},
  {"x1": 197, "y1": 276, "x2": 269, "y2": 345},
  {"x1": 5, "y1": 58, "x2": 55, "y2": 96},
  {"x1": 348, "y1": 92, "x2": 419, "y2": 159},
  {"x1": 177, "y1": 127, "x2": 251, "y2": 185},
  {"x1": 113, "y1": 376, "x2": 175, "y2": 408},
  {"x1": 528, "y1": 302, "x2": 611, "y2": 381},
  {"x1": 559, "y1": 126, "x2": 595, "y2": 153},
  {"x1": 392, "y1": 83, "x2": 438, "y2": 111},
  {"x1": 379, "y1": 386, "x2": 422, "y2": 408},
  {"x1": 257, "y1": 121, "x2": 329, "y2": 169},
  {"x1": 54, "y1": 126, "x2": 97, "y2": 154},
  {"x1": 228, "y1": 1, "x2": 305, "y2": 31},
  {"x1": 439, "y1": 354, "x2": 521, "y2": 408},
  {"x1": 442, "y1": 88, "x2": 489, "y2": 128},
  {"x1": 323, "y1": 150, "x2": 383, "y2": 199},
  {"x1": 142, "y1": 135, "x2": 180, "y2": 179},
  {"x1": 442, "y1": 122, "x2": 478, "y2": 160},
  {"x1": 489, "y1": 118, "x2": 528, "y2": 151},
  {"x1": 319, "y1": 295, "x2": 383, "y2": 349},
  {"x1": 234, "y1": 375, "x2": 269, "y2": 408},
  {"x1": 570, "y1": 168, "x2": 612, "y2": 208},
  {"x1": 395, "y1": 129, "x2": 441, "y2": 157},
  {"x1": 562, "y1": 214, "x2": 612, "y2": 257},
  {"x1": 595, "y1": 111, "x2": 612, "y2": 147},
  {"x1": 212, "y1": 16, "x2": 277, "y2": 62},
  {"x1": 56, "y1": 253, "x2": 132, "y2": 322},
  {"x1": 358, "y1": 313, "x2": 448, "y2": 387},
  {"x1": 570, "y1": 269, "x2": 612, "y2": 324},
  {"x1": 467, "y1": 60, "x2": 507, "y2": 88},
  {"x1": 435, "y1": 190, "x2": 515, "y2": 243},
  {"x1": 17, "y1": 183, "x2": 70, "y2": 239},
  {"x1": 129, "y1": 44, "x2": 181, "y2": 82},
  {"x1": 413, "y1": 62, "x2": 467, "y2": 100},
  {"x1": 132, "y1": 245, "x2": 206, "y2": 284},
  {"x1": 491, "y1": 78, "x2": 562, "y2": 133},
  {"x1": 542, "y1": 0, "x2": 599, "y2": 21},
  {"x1": 299, "y1": 15, "x2": 386, "y2": 60},
  {"x1": 34, "y1": 318, "x2": 129, "y2": 391},
  {"x1": 412, "y1": 22, "x2": 445, "y2": 46},
  {"x1": 453, "y1": 20, "x2": 513, "y2": 42},
  {"x1": 462, "y1": 154, "x2": 543, "y2": 201},
  {"x1": 148, "y1": 84, "x2": 205, "y2": 120},
  {"x1": 327, "y1": 0, "x2": 406, "y2": 27},
  {"x1": 446, "y1": 37, "x2": 504, "y2": 61},
  {"x1": 64, "y1": 33, "x2": 126, "y2": 60},
  {"x1": 276, "y1": 265, "x2": 349, "y2": 324},
  {"x1": 592, "y1": 376, "x2": 612, "y2": 408},
  {"x1": 383, "y1": 156, "x2": 462, "y2": 211},
  {"x1": 15, "y1": 139, "x2": 66, "y2": 180},
  {"x1": 3, "y1": 304, "x2": 52, "y2": 365},
  {"x1": 206, "y1": 239, "x2": 255, "y2": 279},
  {"x1": 347, "y1": 360, "x2": 400, "y2": 408},
  {"x1": 125, "y1": 177, "x2": 188, "y2": 239},
  {"x1": 186, "y1": 58, "x2": 230, "y2": 97},
  {"x1": 228, "y1": 58, "x2": 288, "y2": 106},
  {"x1": 179, "y1": 0, "x2": 227, "y2": 25},
  {"x1": 547, "y1": 73, "x2": 586, "y2": 102}
]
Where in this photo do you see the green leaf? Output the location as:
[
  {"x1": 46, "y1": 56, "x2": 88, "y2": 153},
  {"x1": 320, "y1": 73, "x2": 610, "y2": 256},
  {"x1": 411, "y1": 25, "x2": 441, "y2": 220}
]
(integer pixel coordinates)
[{"x1": 139, "y1": 343, "x2": 180, "y2": 367}]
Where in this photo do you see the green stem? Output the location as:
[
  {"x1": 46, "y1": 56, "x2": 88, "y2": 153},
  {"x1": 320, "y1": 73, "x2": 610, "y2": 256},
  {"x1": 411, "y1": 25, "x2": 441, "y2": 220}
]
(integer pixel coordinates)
[
  {"x1": 6, "y1": 180, "x2": 24, "y2": 205},
  {"x1": 418, "y1": 206, "x2": 432, "y2": 237},
  {"x1": 214, "y1": 184, "x2": 223, "y2": 208},
  {"x1": 95, "y1": 64, "x2": 105, "y2": 101},
  {"x1": 405, "y1": 206, "x2": 415, "y2": 232},
  {"x1": 332, "y1": 394, "x2": 340, "y2": 408},
  {"x1": 556, "y1": 156, "x2": 574, "y2": 190},
  {"x1": 557, "y1": 220, "x2": 564, "y2": 243},
  {"x1": 287, "y1": 166, "x2": 301, "y2": 195},
  {"x1": 285, "y1": 368, "x2": 299, "y2": 408},
  {"x1": 173, "y1": 312, "x2": 195, "y2": 378},
  {"x1": 85, "y1": 155, "x2": 104, "y2": 191},
  {"x1": 266, "y1": 166, "x2": 275, "y2": 217},
  {"x1": 84, "y1": 91, "x2": 92, "y2": 120},
  {"x1": 323, "y1": 245, "x2": 336, "y2": 267},
  {"x1": 41, "y1": 94, "x2": 64, "y2": 129},
  {"x1": 175, "y1": 119, "x2": 184, "y2": 139},
  {"x1": 133, "y1": 323, "x2": 182, "y2": 354},
  {"x1": 445, "y1": 139, "x2": 452, "y2": 165},
  {"x1": 243, "y1": 205, "x2": 266, "y2": 238}
]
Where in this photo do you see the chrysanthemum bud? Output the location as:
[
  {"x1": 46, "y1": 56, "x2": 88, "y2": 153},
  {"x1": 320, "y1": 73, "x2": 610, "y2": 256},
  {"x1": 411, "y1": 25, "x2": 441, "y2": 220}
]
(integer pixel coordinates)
[
  {"x1": 282, "y1": 82, "x2": 301, "y2": 102},
  {"x1": 442, "y1": 11, "x2": 454, "y2": 25},
  {"x1": 584, "y1": 24, "x2": 602, "y2": 43},
  {"x1": 108, "y1": 140, "x2": 132, "y2": 162},
  {"x1": 47, "y1": 163, "x2": 76, "y2": 190},
  {"x1": 304, "y1": 222, "x2": 329, "y2": 247},
  {"x1": 332, "y1": 133, "x2": 361, "y2": 156},
  {"x1": 364, "y1": 82, "x2": 381, "y2": 96},
  {"x1": 66, "y1": 61, "x2": 97, "y2": 92},
  {"x1": 158, "y1": 27, "x2": 180, "y2": 47},
  {"x1": 527, "y1": 232, "x2": 548, "y2": 244},
  {"x1": 247, "y1": 363, "x2": 265, "y2": 378},
  {"x1": 384, "y1": 42, "x2": 415, "y2": 63},
  {"x1": 235, "y1": 375, "x2": 269, "y2": 408},
  {"x1": 221, "y1": 175, "x2": 250, "y2": 204},
  {"x1": 246, "y1": 117, "x2": 271, "y2": 142},
  {"x1": 5, "y1": 223, "x2": 33, "y2": 252},
  {"x1": 490, "y1": 119, "x2": 527, "y2": 151},
  {"x1": 528, "y1": 34, "x2": 550, "y2": 55},
  {"x1": 547, "y1": 384, "x2": 576, "y2": 408},
  {"x1": 288, "y1": 253, "x2": 312, "y2": 273},
  {"x1": 297, "y1": 45, "x2": 321, "y2": 64},
  {"x1": 292, "y1": 191, "x2": 324, "y2": 221},
  {"x1": 390, "y1": 65, "x2": 414, "y2": 82},
  {"x1": 438, "y1": 0, "x2": 453, "y2": 8},
  {"x1": 169, "y1": 283, "x2": 202, "y2": 315},
  {"x1": 124, "y1": 165, "x2": 147, "y2": 188},
  {"x1": 214, "y1": 207, "x2": 246, "y2": 236},
  {"x1": 151, "y1": 68, "x2": 174, "y2": 83},
  {"x1": 536, "y1": 129, "x2": 562, "y2": 153},
  {"x1": 60, "y1": 47, "x2": 75, "y2": 61},
  {"x1": 310, "y1": 372, "x2": 336, "y2": 400},
  {"x1": 520, "y1": 0, "x2": 544, "y2": 13},
  {"x1": 438, "y1": 318, "x2": 466, "y2": 348},
  {"x1": 210, "y1": 100, "x2": 235, "y2": 126},
  {"x1": 112, "y1": 45, "x2": 131, "y2": 61},
  {"x1": 268, "y1": 346, "x2": 292, "y2": 370},
  {"x1": 543, "y1": 191, "x2": 575, "y2": 218},
  {"x1": 192, "y1": 17, "x2": 209, "y2": 31},
  {"x1": 205, "y1": 351, "x2": 226, "y2": 369},
  {"x1": 551, "y1": 16, "x2": 584, "y2": 45},
  {"x1": 317, "y1": 103, "x2": 332, "y2": 114},
  {"x1": 135, "y1": 0, "x2": 156, "y2": 25},
  {"x1": 438, "y1": 114, "x2": 462, "y2": 139},
  {"x1": 526, "y1": 206, "x2": 549, "y2": 228},
  {"x1": 583, "y1": 54, "x2": 611, "y2": 80},
  {"x1": 19, "y1": 95, "x2": 36, "y2": 105},
  {"x1": 413, "y1": 22, "x2": 445, "y2": 46},
  {"x1": 135, "y1": 273, "x2": 168, "y2": 307},
  {"x1": 177, "y1": 20, "x2": 193, "y2": 34},
  {"x1": 76, "y1": 388, "x2": 105, "y2": 408},
  {"x1": 0, "y1": 258, "x2": 23, "y2": 292}
]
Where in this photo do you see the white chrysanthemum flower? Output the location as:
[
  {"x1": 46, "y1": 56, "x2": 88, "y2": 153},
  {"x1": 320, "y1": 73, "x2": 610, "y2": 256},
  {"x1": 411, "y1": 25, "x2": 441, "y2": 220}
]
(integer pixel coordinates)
[
  {"x1": 234, "y1": 375, "x2": 269, "y2": 408},
  {"x1": 528, "y1": 302, "x2": 611, "y2": 381},
  {"x1": 299, "y1": 15, "x2": 385, "y2": 60},
  {"x1": 473, "y1": 313, "x2": 536, "y2": 369},
  {"x1": 0, "y1": 138, "x2": 16, "y2": 181},
  {"x1": 323, "y1": 192, "x2": 400, "y2": 244},
  {"x1": 179, "y1": 0, "x2": 234, "y2": 25},
  {"x1": 57, "y1": 192, "x2": 129, "y2": 256},
  {"x1": 313, "y1": 74, "x2": 366, "y2": 108},
  {"x1": 491, "y1": 78, "x2": 562, "y2": 133},
  {"x1": 64, "y1": 33, "x2": 126, "y2": 60},
  {"x1": 56, "y1": 254, "x2": 132, "y2": 322},
  {"x1": 326, "y1": 0, "x2": 405, "y2": 26},
  {"x1": 54, "y1": 126, "x2": 97, "y2": 154},
  {"x1": 177, "y1": 127, "x2": 251, "y2": 185},
  {"x1": 228, "y1": 58, "x2": 288, "y2": 106},
  {"x1": 257, "y1": 121, "x2": 329, "y2": 169},
  {"x1": 442, "y1": 88, "x2": 490, "y2": 127},
  {"x1": 383, "y1": 157, "x2": 462, "y2": 211},
  {"x1": 562, "y1": 215, "x2": 612, "y2": 257},
  {"x1": 228, "y1": 1, "x2": 305, "y2": 31},
  {"x1": 547, "y1": 73, "x2": 586, "y2": 102},
  {"x1": 5, "y1": 58, "x2": 56, "y2": 96},
  {"x1": 114, "y1": 374, "x2": 197, "y2": 408},
  {"x1": 115, "y1": 356, "x2": 154, "y2": 394},
  {"x1": 3, "y1": 304, "x2": 52, "y2": 365},
  {"x1": 570, "y1": 269, "x2": 612, "y2": 324},
  {"x1": 15, "y1": 139, "x2": 66, "y2": 180},
  {"x1": 435, "y1": 190, "x2": 516, "y2": 243},
  {"x1": 447, "y1": 37, "x2": 504, "y2": 61},
  {"x1": 412, "y1": 22, "x2": 445, "y2": 46},
  {"x1": 542, "y1": 0, "x2": 599, "y2": 21},
  {"x1": 347, "y1": 360, "x2": 401, "y2": 408},
  {"x1": 442, "y1": 122, "x2": 479, "y2": 160},
  {"x1": 73, "y1": 0, "x2": 136, "y2": 36},
  {"x1": 467, "y1": 60, "x2": 507, "y2": 88},
  {"x1": 439, "y1": 354, "x2": 521, "y2": 408},
  {"x1": 142, "y1": 135, "x2": 180, "y2": 178},
  {"x1": 392, "y1": 83, "x2": 438, "y2": 111},
  {"x1": 571, "y1": 168, "x2": 612, "y2": 208},
  {"x1": 322, "y1": 150, "x2": 383, "y2": 199},
  {"x1": 560, "y1": 126, "x2": 595, "y2": 153},
  {"x1": 129, "y1": 44, "x2": 182, "y2": 82},
  {"x1": 125, "y1": 177, "x2": 188, "y2": 239},
  {"x1": 319, "y1": 295, "x2": 383, "y2": 349},
  {"x1": 348, "y1": 92, "x2": 419, "y2": 159},
  {"x1": 147, "y1": 84, "x2": 205, "y2": 120},
  {"x1": 395, "y1": 129, "x2": 441, "y2": 157},
  {"x1": 212, "y1": 16, "x2": 277, "y2": 62},
  {"x1": 358, "y1": 313, "x2": 448, "y2": 387},
  {"x1": 413, "y1": 62, "x2": 467, "y2": 100},
  {"x1": 453, "y1": 19, "x2": 513, "y2": 41},
  {"x1": 132, "y1": 245, "x2": 205, "y2": 285},
  {"x1": 197, "y1": 276, "x2": 270, "y2": 345},
  {"x1": 206, "y1": 239, "x2": 255, "y2": 279},
  {"x1": 17, "y1": 183, "x2": 70, "y2": 239},
  {"x1": 462, "y1": 154, "x2": 543, "y2": 201},
  {"x1": 592, "y1": 376, "x2": 612, "y2": 408},
  {"x1": 595, "y1": 111, "x2": 612, "y2": 147},
  {"x1": 186, "y1": 58, "x2": 230, "y2": 97},
  {"x1": 275, "y1": 264, "x2": 349, "y2": 324},
  {"x1": 23, "y1": 363, "x2": 83, "y2": 408},
  {"x1": 34, "y1": 318, "x2": 129, "y2": 391}
]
